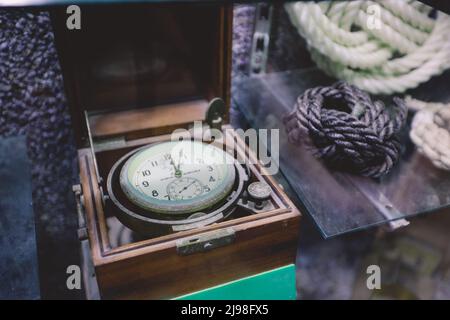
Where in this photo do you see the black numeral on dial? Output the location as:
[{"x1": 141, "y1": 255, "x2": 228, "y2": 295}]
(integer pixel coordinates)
[
  {"x1": 142, "y1": 181, "x2": 149, "y2": 187},
  {"x1": 152, "y1": 190, "x2": 159, "y2": 197},
  {"x1": 142, "y1": 170, "x2": 151, "y2": 177}
]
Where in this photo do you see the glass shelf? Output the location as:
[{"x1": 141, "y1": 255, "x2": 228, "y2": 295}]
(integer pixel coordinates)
[{"x1": 233, "y1": 68, "x2": 450, "y2": 238}]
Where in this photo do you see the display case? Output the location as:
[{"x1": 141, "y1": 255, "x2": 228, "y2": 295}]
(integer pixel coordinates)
[{"x1": 233, "y1": 1, "x2": 450, "y2": 238}]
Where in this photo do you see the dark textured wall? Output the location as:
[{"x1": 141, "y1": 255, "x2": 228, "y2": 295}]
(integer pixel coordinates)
[
  {"x1": 0, "y1": 10, "x2": 81, "y2": 299},
  {"x1": 0, "y1": 136, "x2": 40, "y2": 299}
]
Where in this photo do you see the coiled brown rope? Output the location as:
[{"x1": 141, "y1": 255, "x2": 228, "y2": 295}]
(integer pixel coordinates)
[{"x1": 283, "y1": 82, "x2": 408, "y2": 178}]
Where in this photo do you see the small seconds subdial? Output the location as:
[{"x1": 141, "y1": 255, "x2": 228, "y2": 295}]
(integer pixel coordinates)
[{"x1": 167, "y1": 177, "x2": 204, "y2": 200}]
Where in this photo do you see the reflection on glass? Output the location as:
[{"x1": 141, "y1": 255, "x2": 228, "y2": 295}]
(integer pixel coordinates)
[{"x1": 234, "y1": 68, "x2": 450, "y2": 238}]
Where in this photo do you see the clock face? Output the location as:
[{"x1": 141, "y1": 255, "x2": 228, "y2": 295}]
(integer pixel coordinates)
[{"x1": 119, "y1": 140, "x2": 236, "y2": 214}]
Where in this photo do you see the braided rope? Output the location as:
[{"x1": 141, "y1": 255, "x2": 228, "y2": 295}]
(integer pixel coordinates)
[
  {"x1": 405, "y1": 96, "x2": 450, "y2": 111},
  {"x1": 285, "y1": 0, "x2": 450, "y2": 95},
  {"x1": 283, "y1": 82, "x2": 407, "y2": 178},
  {"x1": 408, "y1": 98, "x2": 450, "y2": 170}
]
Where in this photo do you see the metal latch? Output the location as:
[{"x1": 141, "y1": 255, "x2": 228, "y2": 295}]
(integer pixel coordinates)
[{"x1": 176, "y1": 228, "x2": 236, "y2": 255}]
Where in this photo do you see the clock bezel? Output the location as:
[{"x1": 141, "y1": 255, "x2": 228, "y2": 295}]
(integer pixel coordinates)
[{"x1": 106, "y1": 140, "x2": 249, "y2": 234}]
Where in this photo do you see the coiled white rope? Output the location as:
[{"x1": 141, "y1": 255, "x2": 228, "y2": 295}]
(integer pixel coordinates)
[
  {"x1": 408, "y1": 97, "x2": 450, "y2": 170},
  {"x1": 285, "y1": 0, "x2": 450, "y2": 95}
]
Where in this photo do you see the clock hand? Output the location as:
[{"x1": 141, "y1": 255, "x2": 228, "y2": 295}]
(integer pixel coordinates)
[
  {"x1": 177, "y1": 149, "x2": 184, "y2": 171},
  {"x1": 169, "y1": 158, "x2": 177, "y2": 171},
  {"x1": 178, "y1": 180, "x2": 196, "y2": 193},
  {"x1": 170, "y1": 156, "x2": 182, "y2": 178}
]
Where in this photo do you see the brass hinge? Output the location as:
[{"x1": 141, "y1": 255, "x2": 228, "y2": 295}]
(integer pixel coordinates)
[
  {"x1": 176, "y1": 228, "x2": 235, "y2": 255},
  {"x1": 73, "y1": 184, "x2": 88, "y2": 241}
]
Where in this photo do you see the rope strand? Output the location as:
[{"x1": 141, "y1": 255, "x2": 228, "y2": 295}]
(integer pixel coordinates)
[
  {"x1": 408, "y1": 98, "x2": 450, "y2": 170},
  {"x1": 285, "y1": 0, "x2": 450, "y2": 95}
]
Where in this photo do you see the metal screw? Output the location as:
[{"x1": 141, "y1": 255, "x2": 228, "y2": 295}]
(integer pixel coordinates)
[{"x1": 203, "y1": 242, "x2": 213, "y2": 250}]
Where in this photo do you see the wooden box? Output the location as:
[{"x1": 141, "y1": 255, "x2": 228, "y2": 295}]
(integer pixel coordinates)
[{"x1": 51, "y1": 2, "x2": 301, "y2": 299}]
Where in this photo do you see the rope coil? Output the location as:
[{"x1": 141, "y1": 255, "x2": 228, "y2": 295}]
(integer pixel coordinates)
[
  {"x1": 408, "y1": 97, "x2": 450, "y2": 170},
  {"x1": 283, "y1": 82, "x2": 407, "y2": 178},
  {"x1": 285, "y1": 0, "x2": 450, "y2": 95}
]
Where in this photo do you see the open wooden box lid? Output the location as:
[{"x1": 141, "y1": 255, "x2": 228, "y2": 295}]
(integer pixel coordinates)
[{"x1": 51, "y1": 2, "x2": 232, "y2": 147}]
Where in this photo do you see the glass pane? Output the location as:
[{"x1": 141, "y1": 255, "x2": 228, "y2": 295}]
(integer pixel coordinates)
[{"x1": 234, "y1": 65, "x2": 450, "y2": 237}]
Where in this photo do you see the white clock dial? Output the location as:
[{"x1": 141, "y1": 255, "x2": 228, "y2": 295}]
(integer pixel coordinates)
[{"x1": 119, "y1": 140, "x2": 236, "y2": 214}]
